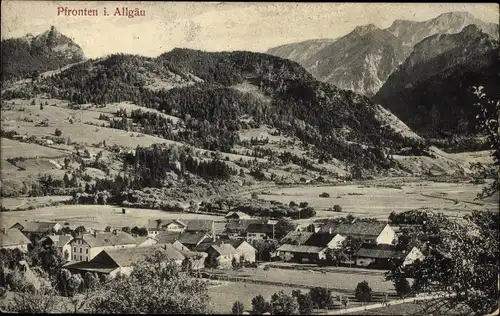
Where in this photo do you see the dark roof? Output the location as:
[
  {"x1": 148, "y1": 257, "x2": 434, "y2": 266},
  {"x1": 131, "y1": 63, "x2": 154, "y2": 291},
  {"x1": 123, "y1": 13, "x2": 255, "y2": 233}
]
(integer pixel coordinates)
[
  {"x1": 304, "y1": 233, "x2": 336, "y2": 247},
  {"x1": 103, "y1": 244, "x2": 185, "y2": 266},
  {"x1": 177, "y1": 232, "x2": 208, "y2": 246},
  {"x1": 277, "y1": 244, "x2": 325, "y2": 254},
  {"x1": 247, "y1": 223, "x2": 274, "y2": 234},
  {"x1": 225, "y1": 211, "x2": 251, "y2": 219},
  {"x1": 280, "y1": 231, "x2": 314, "y2": 245},
  {"x1": 184, "y1": 220, "x2": 214, "y2": 232},
  {"x1": 355, "y1": 243, "x2": 403, "y2": 259},
  {"x1": 193, "y1": 239, "x2": 222, "y2": 252},
  {"x1": 0, "y1": 229, "x2": 31, "y2": 247},
  {"x1": 154, "y1": 231, "x2": 181, "y2": 244},
  {"x1": 319, "y1": 222, "x2": 388, "y2": 238},
  {"x1": 41, "y1": 235, "x2": 72, "y2": 247},
  {"x1": 18, "y1": 221, "x2": 60, "y2": 233},
  {"x1": 226, "y1": 239, "x2": 245, "y2": 249},
  {"x1": 78, "y1": 231, "x2": 137, "y2": 247},
  {"x1": 226, "y1": 219, "x2": 266, "y2": 232},
  {"x1": 63, "y1": 261, "x2": 117, "y2": 274}
]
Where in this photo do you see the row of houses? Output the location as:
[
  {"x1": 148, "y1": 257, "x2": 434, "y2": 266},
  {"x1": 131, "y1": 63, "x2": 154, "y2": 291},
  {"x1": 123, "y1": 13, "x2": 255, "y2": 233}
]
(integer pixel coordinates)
[
  {"x1": 276, "y1": 222, "x2": 425, "y2": 268},
  {"x1": 1, "y1": 220, "x2": 260, "y2": 280},
  {"x1": 2, "y1": 213, "x2": 425, "y2": 274}
]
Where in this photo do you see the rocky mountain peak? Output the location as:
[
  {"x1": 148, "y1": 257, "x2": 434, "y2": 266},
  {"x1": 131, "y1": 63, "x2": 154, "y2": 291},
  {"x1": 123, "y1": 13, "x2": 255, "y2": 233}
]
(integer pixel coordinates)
[
  {"x1": 1, "y1": 27, "x2": 85, "y2": 81},
  {"x1": 353, "y1": 24, "x2": 380, "y2": 36},
  {"x1": 434, "y1": 11, "x2": 476, "y2": 22}
]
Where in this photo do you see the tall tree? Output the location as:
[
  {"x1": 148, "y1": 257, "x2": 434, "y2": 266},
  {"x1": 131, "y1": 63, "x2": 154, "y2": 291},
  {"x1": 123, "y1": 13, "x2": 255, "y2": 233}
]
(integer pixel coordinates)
[
  {"x1": 471, "y1": 86, "x2": 499, "y2": 198},
  {"x1": 386, "y1": 210, "x2": 499, "y2": 315}
]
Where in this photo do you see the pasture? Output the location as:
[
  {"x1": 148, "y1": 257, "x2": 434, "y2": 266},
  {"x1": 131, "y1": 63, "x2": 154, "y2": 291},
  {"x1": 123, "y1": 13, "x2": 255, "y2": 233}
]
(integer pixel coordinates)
[
  {"x1": 252, "y1": 179, "x2": 496, "y2": 221},
  {"x1": 0, "y1": 204, "x2": 224, "y2": 230},
  {"x1": 1, "y1": 195, "x2": 72, "y2": 211},
  {"x1": 211, "y1": 267, "x2": 394, "y2": 293},
  {"x1": 208, "y1": 282, "x2": 305, "y2": 314},
  {"x1": 1, "y1": 138, "x2": 68, "y2": 159}
]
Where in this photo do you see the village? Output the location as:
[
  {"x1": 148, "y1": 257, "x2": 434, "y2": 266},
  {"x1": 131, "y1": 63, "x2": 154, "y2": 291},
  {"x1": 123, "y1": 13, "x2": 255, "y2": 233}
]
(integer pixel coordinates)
[{"x1": 0, "y1": 206, "x2": 435, "y2": 314}]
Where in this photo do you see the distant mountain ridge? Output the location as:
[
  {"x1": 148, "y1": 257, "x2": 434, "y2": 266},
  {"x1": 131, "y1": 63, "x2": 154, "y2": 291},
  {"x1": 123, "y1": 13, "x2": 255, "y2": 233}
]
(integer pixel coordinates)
[
  {"x1": 267, "y1": 11, "x2": 499, "y2": 96},
  {"x1": 387, "y1": 11, "x2": 499, "y2": 47},
  {"x1": 373, "y1": 25, "x2": 499, "y2": 137},
  {"x1": 1, "y1": 26, "x2": 85, "y2": 81},
  {"x1": 299, "y1": 24, "x2": 412, "y2": 97}
]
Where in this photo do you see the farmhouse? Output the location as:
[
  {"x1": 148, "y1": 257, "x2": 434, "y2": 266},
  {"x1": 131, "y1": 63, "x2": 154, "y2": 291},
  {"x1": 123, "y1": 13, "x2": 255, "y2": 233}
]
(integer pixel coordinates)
[
  {"x1": 319, "y1": 222, "x2": 396, "y2": 245},
  {"x1": 280, "y1": 231, "x2": 314, "y2": 245},
  {"x1": 153, "y1": 231, "x2": 181, "y2": 244},
  {"x1": 11, "y1": 221, "x2": 63, "y2": 236},
  {"x1": 206, "y1": 243, "x2": 239, "y2": 268},
  {"x1": 225, "y1": 219, "x2": 266, "y2": 237},
  {"x1": 184, "y1": 219, "x2": 215, "y2": 234},
  {"x1": 174, "y1": 247, "x2": 208, "y2": 270},
  {"x1": 225, "y1": 239, "x2": 257, "y2": 263},
  {"x1": 354, "y1": 243, "x2": 403, "y2": 268},
  {"x1": 299, "y1": 232, "x2": 340, "y2": 249},
  {"x1": 0, "y1": 228, "x2": 31, "y2": 252},
  {"x1": 225, "y1": 211, "x2": 252, "y2": 220},
  {"x1": 146, "y1": 219, "x2": 187, "y2": 237},
  {"x1": 40, "y1": 234, "x2": 73, "y2": 260},
  {"x1": 246, "y1": 223, "x2": 275, "y2": 241},
  {"x1": 177, "y1": 232, "x2": 210, "y2": 250},
  {"x1": 277, "y1": 244, "x2": 327, "y2": 263},
  {"x1": 402, "y1": 246, "x2": 426, "y2": 266},
  {"x1": 69, "y1": 230, "x2": 138, "y2": 262},
  {"x1": 64, "y1": 244, "x2": 185, "y2": 278},
  {"x1": 134, "y1": 236, "x2": 158, "y2": 247}
]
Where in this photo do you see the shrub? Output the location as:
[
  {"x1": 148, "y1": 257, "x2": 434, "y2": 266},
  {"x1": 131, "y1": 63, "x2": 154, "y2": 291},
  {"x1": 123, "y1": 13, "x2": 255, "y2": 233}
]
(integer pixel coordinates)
[
  {"x1": 251, "y1": 294, "x2": 271, "y2": 314},
  {"x1": 292, "y1": 290, "x2": 313, "y2": 315},
  {"x1": 299, "y1": 202, "x2": 309, "y2": 208},
  {"x1": 55, "y1": 128, "x2": 62, "y2": 136},
  {"x1": 270, "y1": 290, "x2": 299, "y2": 315},
  {"x1": 289, "y1": 201, "x2": 298, "y2": 207},
  {"x1": 251, "y1": 192, "x2": 258, "y2": 199},
  {"x1": 394, "y1": 277, "x2": 411, "y2": 297},
  {"x1": 333, "y1": 205, "x2": 342, "y2": 212},
  {"x1": 355, "y1": 281, "x2": 372, "y2": 302},
  {"x1": 232, "y1": 301, "x2": 244, "y2": 315},
  {"x1": 309, "y1": 287, "x2": 333, "y2": 309},
  {"x1": 319, "y1": 192, "x2": 330, "y2": 198}
]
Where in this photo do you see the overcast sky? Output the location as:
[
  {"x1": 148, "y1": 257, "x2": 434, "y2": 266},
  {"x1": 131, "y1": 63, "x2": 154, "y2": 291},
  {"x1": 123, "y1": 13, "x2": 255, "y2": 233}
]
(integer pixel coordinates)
[{"x1": 1, "y1": 1, "x2": 498, "y2": 58}]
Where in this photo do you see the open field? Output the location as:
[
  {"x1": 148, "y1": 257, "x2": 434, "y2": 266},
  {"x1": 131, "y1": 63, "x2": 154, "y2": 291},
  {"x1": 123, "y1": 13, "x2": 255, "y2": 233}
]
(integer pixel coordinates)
[
  {"x1": 0, "y1": 204, "x2": 224, "y2": 230},
  {"x1": 252, "y1": 179, "x2": 497, "y2": 221},
  {"x1": 208, "y1": 281, "x2": 306, "y2": 314},
  {"x1": 1, "y1": 99, "x2": 268, "y2": 162},
  {"x1": 210, "y1": 267, "x2": 394, "y2": 293},
  {"x1": 1, "y1": 195, "x2": 72, "y2": 211},
  {"x1": 1, "y1": 138, "x2": 68, "y2": 159}
]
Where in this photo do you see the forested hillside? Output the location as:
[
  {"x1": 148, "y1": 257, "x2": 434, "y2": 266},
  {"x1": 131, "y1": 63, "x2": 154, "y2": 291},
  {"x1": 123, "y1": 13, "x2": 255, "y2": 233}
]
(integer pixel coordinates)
[
  {"x1": 2, "y1": 49, "x2": 424, "y2": 172},
  {"x1": 373, "y1": 26, "x2": 499, "y2": 137}
]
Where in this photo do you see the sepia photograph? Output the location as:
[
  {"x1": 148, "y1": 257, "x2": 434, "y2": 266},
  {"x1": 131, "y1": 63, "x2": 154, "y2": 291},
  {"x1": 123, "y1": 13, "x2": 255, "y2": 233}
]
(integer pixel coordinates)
[{"x1": 0, "y1": 1, "x2": 498, "y2": 314}]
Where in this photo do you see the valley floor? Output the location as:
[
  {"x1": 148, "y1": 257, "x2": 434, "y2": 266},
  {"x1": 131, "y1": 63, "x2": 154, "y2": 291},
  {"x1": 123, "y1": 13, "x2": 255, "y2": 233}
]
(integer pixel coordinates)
[{"x1": 1, "y1": 178, "x2": 496, "y2": 230}]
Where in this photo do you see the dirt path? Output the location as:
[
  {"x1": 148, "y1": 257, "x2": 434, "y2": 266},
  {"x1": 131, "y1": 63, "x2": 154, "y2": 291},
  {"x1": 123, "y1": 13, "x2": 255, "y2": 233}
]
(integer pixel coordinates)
[{"x1": 328, "y1": 292, "x2": 455, "y2": 315}]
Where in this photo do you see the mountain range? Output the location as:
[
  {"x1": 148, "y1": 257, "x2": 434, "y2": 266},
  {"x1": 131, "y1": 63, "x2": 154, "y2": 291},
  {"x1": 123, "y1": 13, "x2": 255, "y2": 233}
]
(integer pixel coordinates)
[
  {"x1": 373, "y1": 25, "x2": 499, "y2": 137},
  {"x1": 267, "y1": 11, "x2": 499, "y2": 97},
  {"x1": 1, "y1": 26, "x2": 85, "y2": 82}
]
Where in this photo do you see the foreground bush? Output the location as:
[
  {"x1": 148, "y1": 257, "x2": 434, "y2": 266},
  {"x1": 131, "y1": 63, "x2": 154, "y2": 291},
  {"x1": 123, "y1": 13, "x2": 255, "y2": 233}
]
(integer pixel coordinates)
[{"x1": 355, "y1": 281, "x2": 372, "y2": 302}]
